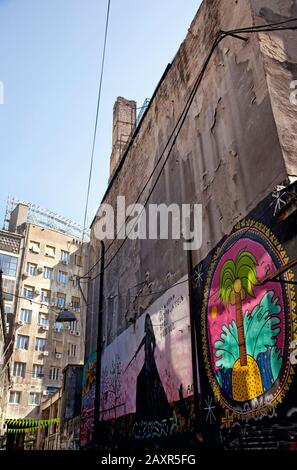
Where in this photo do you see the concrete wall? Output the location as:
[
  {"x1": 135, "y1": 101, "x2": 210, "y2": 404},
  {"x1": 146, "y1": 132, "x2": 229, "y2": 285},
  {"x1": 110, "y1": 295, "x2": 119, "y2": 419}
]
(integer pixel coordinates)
[
  {"x1": 88, "y1": 0, "x2": 296, "y2": 349},
  {"x1": 85, "y1": 0, "x2": 297, "y2": 447}
]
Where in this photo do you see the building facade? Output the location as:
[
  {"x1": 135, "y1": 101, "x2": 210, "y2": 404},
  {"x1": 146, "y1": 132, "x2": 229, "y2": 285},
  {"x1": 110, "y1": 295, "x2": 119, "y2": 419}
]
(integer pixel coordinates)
[
  {"x1": 0, "y1": 229, "x2": 23, "y2": 439},
  {"x1": 3, "y1": 202, "x2": 87, "y2": 446},
  {"x1": 36, "y1": 365, "x2": 83, "y2": 450},
  {"x1": 82, "y1": 0, "x2": 297, "y2": 450}
]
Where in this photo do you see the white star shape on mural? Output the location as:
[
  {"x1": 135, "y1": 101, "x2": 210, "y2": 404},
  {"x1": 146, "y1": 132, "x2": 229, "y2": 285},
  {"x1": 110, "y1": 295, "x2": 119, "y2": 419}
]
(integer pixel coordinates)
[
  {"x1": 204, "y1": 396, "x2": 216, "y2": 424},
  {"x1": 272, "y1": 188, "x2": 287, "y2": 216},
  {"x1": 193, "y1": 266, "x2": 204, "y2": 288}
]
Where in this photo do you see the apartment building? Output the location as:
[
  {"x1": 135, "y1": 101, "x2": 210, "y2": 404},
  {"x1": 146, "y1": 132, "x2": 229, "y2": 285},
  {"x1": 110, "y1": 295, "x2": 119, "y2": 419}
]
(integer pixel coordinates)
[
  {"x1": 0, "y1": 229, "x2": 23, "y2": 335},
  {"x1": 4, "y1": 201, "x2": 87, "y2": 427},
  {"x1": 0, "y1": 229, "x2": 23, "y2": 437}
]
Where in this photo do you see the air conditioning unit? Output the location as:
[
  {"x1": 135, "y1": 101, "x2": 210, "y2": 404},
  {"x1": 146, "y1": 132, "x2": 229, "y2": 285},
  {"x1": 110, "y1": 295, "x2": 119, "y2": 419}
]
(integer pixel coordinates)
[
  {"x1": 40, "y1": 324, "x2": 49, "y2": 331},
  {"x1": 54, "y1": 327, "x2": 61, "y2": 332},
  {"x1": 75, "y1": 331, "x2": 80, "y2": 337},
  {"x1": 64, "y1": 324, "x2": 71, "y2": 330},
  {"x1": 55, "y1": 353, "x2": 62, "y2": 359},
  {"x1": 62, "y1": 260, "x2": 67, "y2": 265},
  {"x1": 34, "y1": 290, "x2": 40, "y2": 296},
  {"x1": 17, "y1": 320, "x2": 24, "y2": 326},
  {"x1": 22, "y1": 273, "x2": 28, "y2": 280},
  {"x1": 29, "y1": 247, "x2": 39, "y2": 254},
  {"x1": 70, "y1": 330, "x2": 75, "y2": 335},
  {"x1": 42, "y1": 351, "x2": 49, "y2": 356},
  {"x1": 42, "y1": 390, "x2": 50, "y2": 396},
  {"x1": 37, "y1": 266, "x2": 43, "y2": 273}
]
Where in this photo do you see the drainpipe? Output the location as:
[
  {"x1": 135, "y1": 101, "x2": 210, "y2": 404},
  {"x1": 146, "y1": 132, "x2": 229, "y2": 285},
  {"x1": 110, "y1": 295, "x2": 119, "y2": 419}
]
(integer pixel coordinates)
[
  {"x1": 187, "y1": 246, "x2": 201, "y2": 432},
  {"x1": 94, "y1": 241, "x2": 105, "y2": 448}
]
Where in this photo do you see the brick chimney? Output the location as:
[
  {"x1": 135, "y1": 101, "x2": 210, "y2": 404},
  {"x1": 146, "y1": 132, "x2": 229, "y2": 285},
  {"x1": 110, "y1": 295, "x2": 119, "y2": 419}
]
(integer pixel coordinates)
[{"x1": 109, "y1": 97, "x2": 136, "y2": 179}]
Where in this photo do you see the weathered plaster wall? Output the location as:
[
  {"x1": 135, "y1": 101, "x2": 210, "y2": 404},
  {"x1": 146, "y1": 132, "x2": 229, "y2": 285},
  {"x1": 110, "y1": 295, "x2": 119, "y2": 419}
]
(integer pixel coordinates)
[
  {"x1": 86, "y1": 0, "x2": 295, "y2": 354},
  {"x1": 251, "y1": 0, "x2": 297, "y2": 177}
]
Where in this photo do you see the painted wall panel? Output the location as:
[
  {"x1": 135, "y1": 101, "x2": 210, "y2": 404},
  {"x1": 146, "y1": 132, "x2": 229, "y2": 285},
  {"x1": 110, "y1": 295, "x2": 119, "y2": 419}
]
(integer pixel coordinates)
[
  {"x1": 80, "y1": 352, "x2": 96, "y2": 447},
  {"x1": 195, "y1": 182, "x2": 297, "y2": 449},
  {"x1": 99, "y1": 279, "x2": 194, "y2": 443}
]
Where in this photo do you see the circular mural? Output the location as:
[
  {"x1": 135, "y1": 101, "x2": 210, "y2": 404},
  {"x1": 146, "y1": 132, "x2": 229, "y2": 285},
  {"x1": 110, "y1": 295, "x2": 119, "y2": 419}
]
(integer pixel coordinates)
[{"x1": 201, "y1": 222, "x2": 296, "y2": 418}]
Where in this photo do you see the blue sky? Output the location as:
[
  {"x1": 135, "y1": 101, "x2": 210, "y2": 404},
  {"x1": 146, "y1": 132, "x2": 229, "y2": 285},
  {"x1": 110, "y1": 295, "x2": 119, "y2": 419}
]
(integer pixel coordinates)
[{"x1": 0, "y1": 0, "x2": 201, "y2": 229}]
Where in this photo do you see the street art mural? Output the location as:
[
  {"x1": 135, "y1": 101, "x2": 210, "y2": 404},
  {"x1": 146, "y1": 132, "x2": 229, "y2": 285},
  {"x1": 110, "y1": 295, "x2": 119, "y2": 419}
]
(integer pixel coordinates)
[
  {"x1": 80, "y1": 352, "x2": 97, "y2": 447},
  {"x1": 99, "y1": 279, "x2": 194, "y2": 443},
  {"x1": 195, "y1": 182, "x2": 297, "y2": 448},
  {"x1": 203, "y1": 224, "x2": 294, "y2": 413}
]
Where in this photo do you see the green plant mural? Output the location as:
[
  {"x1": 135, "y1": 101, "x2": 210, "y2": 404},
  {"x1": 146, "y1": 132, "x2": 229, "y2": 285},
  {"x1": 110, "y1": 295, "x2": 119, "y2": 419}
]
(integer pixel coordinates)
[
  {"x1": 202, "y1": 220, "x2": 296, "y2": 422},
  {"x1": 215, "y1": 289, "x2": 282, "y2": 401},
  {"x1": 218, "y1": 251, "x2": 264, "y2": 401}
]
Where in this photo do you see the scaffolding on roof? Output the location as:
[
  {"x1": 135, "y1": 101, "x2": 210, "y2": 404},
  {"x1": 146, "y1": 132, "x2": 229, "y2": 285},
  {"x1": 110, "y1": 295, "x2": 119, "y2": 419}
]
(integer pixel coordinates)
[{"x1": 3, "y1": 195, "x2": 90, "y2": 240}]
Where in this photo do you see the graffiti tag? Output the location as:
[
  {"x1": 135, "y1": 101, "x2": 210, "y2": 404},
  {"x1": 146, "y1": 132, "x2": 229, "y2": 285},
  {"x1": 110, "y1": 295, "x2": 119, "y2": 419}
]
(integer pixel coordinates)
[{"x1": 132, "y1": 413, "x2": 178, "y2": 440}]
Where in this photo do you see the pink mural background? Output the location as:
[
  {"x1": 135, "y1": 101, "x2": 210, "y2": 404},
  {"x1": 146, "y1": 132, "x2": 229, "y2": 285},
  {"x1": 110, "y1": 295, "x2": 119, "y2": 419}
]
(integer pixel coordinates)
[
  {"x1": 207, "y1": 237, "x2": 285, "y2": 376},
  {"x1": 99, "y1": 278, "x2": 193, "y2": 421}
]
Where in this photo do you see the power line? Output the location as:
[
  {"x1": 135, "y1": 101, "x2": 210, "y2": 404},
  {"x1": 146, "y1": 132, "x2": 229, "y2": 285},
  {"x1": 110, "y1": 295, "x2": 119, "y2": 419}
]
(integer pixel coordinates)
[
  {"x1": 3, "y1": 276, "x2": 189, "y2": 314},
  {"x1": 82, "y1": 33, "x2": 223, "y2": 280},
  {"x1": 82, "y1": 0, "x2": 111, "y2": 242},
  {"x1": 80, "y1": 33, "x2": 221, "y2": 279},
  {"x1": 82, "y1": 18, "x2": 297, "y2": 282}
]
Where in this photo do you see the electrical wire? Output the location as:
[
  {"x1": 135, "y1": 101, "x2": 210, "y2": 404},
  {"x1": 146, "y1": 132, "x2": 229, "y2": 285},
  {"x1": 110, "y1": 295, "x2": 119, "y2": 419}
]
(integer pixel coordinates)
[
  {"x1": 80, "y1": 18, "x2": 297, "y2": 280},
  {"x1": 81, "y1": 17, "x2": 297, "y2": 282},
  {"x1": 81, "y1": 0, "x2": 111, "y2": 243},
  {"x1": 3, "y1": 275, "x2": 189, "y2": 314},
  {"x1": 5, "y1": 20, "x2": 297, "y2": 328},
  {"x1": 83, "y1": 33, "x2": 223, "y2": 281},
  {"x1": 80, "y1": 34, "x2": 222, "y2": 280}
]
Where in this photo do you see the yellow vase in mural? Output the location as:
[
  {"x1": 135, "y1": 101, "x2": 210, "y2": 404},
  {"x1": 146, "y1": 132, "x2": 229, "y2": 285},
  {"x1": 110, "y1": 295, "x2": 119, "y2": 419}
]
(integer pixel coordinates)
[
  {"x1": 219, "y1": 252, "x2": 263, "y2": 402},
  {"x1": 232, "y1": 355, "x2": 263, "y2": 401}
]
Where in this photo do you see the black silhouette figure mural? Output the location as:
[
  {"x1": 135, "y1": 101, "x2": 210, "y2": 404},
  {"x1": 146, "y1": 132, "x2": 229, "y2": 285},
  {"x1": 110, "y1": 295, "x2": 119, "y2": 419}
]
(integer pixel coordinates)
[{"x1": 127, "y1": 314, "x2": 171, "y2": 422}]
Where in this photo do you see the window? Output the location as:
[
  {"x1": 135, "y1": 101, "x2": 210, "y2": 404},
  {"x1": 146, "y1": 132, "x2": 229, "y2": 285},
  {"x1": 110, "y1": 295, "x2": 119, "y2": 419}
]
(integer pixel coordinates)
[
  {"x1": 29, "y1": 241, "x2": 40, "y2": 254},
  {"x1": 28, "y1": 392, "x2": 40, "y2": 405},
  {"x1": 71, "y1": 296, "x2": 80, "y2": 311},
  {"x1": 53, "y1": 322, "x2": 64, "y2": 332},
  {"x1": 23, "y1": 285, "x2": 34, "y2": 299},
  {"x1": 72, "y1": 320, "x2": 80, "y2": 333},
  {"x1": 45, "y1": 245, "x2": 55, "y2": 258},
  {"x1": 68, "y1": 343, "x2": 77, "y2": 357},
  {"x1": 9, "y1": 391, "x2": 21, "y2": 404},
  {"x1": 54, "y1": 340, "x2": 63, "y2": 356},
  {"x1": 43, "y1": 266, "x2": 53, "y2": 280},
  {"x1": 13, "y1": 362, "x2": 26, "y2": 378},
  {"x1": 41, "y1": 289, "x2": 51, "y2": 303},
  {"x1": 57, "y1": 271, "x2": 67, "y2": 284},
  {"x1": 35, "y1": 337, "x2": 46, "y2": 352},
  {"x1": 56, "y1": 293, "x2": 66, "y2": 308},
  {"x1": 20, "y1": 309, "x2": 32, "y2": 324},
  {"x1": 32, "y1": 364, "x2": 44, "y2": 379},
  {"x1": 4, "y1": 292, "x2": 13, "y2": 301},
  {"x1": 38, "y1": 312, "x2": 48, "y2": 327},
  {"x1": 49, "y1": 367, "x2": 60, "y2": 381},
  {"x1": 0, "y1": 253, "x2": 18, "y2": 277},
  {"x1": 26, "y1": 262, "x2": 37, "y2": 276},
  {"x1": 3, "y1": 278, "x2": 15, "y2": 301},
  {"x1": 4, "y1": 302, "x2": 13, "y2": 314},
  {"x1": 60, "y1": 250, "x2": 69, "y2": 263},
  {"x1": 72, "y1": 275, "x2": 79, "y2": 288},
  {"x1": 16, "y1": 335, "x2": 29, "y2": 350},
  {"x1": 75, "y1": 255, "x2": 83, "y2": 267}
]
